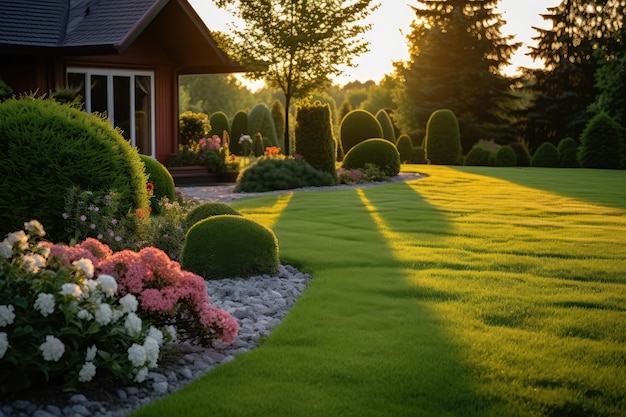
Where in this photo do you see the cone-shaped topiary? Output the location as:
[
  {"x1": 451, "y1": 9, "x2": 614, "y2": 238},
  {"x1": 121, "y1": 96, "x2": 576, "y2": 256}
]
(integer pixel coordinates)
[
  {"x1": 139, "y1": 155, "x2": 176, "y2": 214},
  {"x1": 495, "y1": 146, "x2": 517, "y2": 167},
  {"x1": 230, "y1": 111, "x2": 249, "y2": 155},
  {"x1": 532, "y1": 142, "x2": 560, "y2": 167},
  {"x1": 209, "y1": 111, "x2": 230, "y2": 139},
  {"x1": 0, "y1": 97, "x2": 150, "y2": 241},
  {"x1": 342, "y1": 138, "x2": 401, "y2": 177},
  {"x1": 181, "y1": 215, "x2": 279, "y2": 279},
  {"x1": 557, "y1": 137, "x2": 580, "y2": 168},
  {"x1": 248, "y1": 103, "x2": 279, "y2": 147},
  {"x1": 185, "y1": 202, "x2": 241, "y2": 228},
  {"x1": 340, "y1": 109, "x2": 383, "y2": 155},
  {"x1": 295, "y1": 100, "x2": 337, "y2": 181},
  {"x1": 577, "y1": 112, "x2": 625, "y2": 169},
  {"x1": 424, "y1": 109, "x2": 462, "y2": 165},
  {"x1": 464, "y1": 146, "x2": 492, "y2": 166},
  {"x1": 396, "y1": 134, "x2": 413, "y2": 163},
  {"x1": 376, "y1": 109, "x2": 396, "y2": 143},
  {"x1": 510, "y1": 142, "x2": 531, "y2": 167}
]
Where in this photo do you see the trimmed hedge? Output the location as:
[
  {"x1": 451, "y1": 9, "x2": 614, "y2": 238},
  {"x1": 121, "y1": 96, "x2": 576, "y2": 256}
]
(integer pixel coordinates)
[
  {"x1": 235, "y1": 157, "x2": 335, "y2": 193},
  {"x1": 209, "y1": 111, "x2": 230, "y2": 139},
  {"x1": 139, "y1": 155, "x2": 176, "y2": 214},
  {"x1": 396, "y1": 134, "x2": 413, "y2": 163},
  {"x1": 248, "y1": 103, "x2": 279, "y2": 148},
  {"x1": 495, "y1": 146, "x2": 517, "y2": 167},
  {"x1": 532, "y1": 142, "x2": 560, "y2": 168},
  {"x1": 464, "y1": 146, "x2": 492, "y2": 166},
  {"x1": 557, "y1": 137, "x2": 580, "y2": 168},
  {"x1": 578, "y1": 112, "x2": 625, "y2": 169},
  {"x1": 230, "y1": 111, "x2": 249, "y2": 155},
  {"x1": 339, "y1": 109, "x2": 383, "y2": 155},
  {"x1": 185, "y1": 202, "x2": 241, "y2": 228},
  {"x1": 376, "y1": 109, "x2": 396, "y2": 143},
  {"x1": 342, "y1": 138, "x2": 401, "y2": 177},
  {"x1": 424, "y1": 109, "x2": 462, "y2": 165},
  {"x1": 295, "y1": 100, "x2": 337, "y2": 181}
]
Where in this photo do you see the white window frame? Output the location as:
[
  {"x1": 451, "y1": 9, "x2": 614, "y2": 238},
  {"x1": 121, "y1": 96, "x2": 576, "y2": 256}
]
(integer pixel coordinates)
[{"x1": 66, "y1": 67, "x2": 156, "y2": 157}]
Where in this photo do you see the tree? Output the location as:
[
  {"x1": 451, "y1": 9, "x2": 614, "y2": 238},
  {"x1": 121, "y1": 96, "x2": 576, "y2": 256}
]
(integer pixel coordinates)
[
  {"x1": 214, "y1": 0, "x2": 379, "y2": 155},
  {"x1": 394, "y1": 0, "x2": 520, "y2": 152}
]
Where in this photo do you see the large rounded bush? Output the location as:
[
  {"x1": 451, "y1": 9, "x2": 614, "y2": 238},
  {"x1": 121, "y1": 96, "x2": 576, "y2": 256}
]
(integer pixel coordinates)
[
  {"x1": 557, "y1": 137, "x2": 580, "y2": 168},
  {"x1": 185, "y1": 202, "x2": 241, "y2": 228},
  {"x1": 495, "y1": 146, "x2": 517, "y2": 167},
  {"x1": 532, "y1": 142, "x2": 560, "y2": 168},
  {"x1": 139, "y1": 155, "x2": 176, "y2": 213},
  {"x1": 396, "y1": 134, "x2": 413, "y2": 163},
  {"x1": 424, "y1": 109, "x2": 462, "y2": 165},
  {"x1": 181, "y1": 215, "x2": 279, "y2": 279},
  {"x1": 0, "y1": 97, "x2": 150, "y2": 241},
  {"x1": 464, "y1": 146, "x2": 492, "y2": 166},
  {"x1": 342, "y1": 138, "x2": 401, "y2": 177},
  {"x1": 340, "y1": 109, "x2": 383, "y2": 155},
  {"x1": 577, "y1": 112, "x2": 625, "y2": 169},
  {"x1": 235, "y1": 157, "x2": 335, "y2": 193}
]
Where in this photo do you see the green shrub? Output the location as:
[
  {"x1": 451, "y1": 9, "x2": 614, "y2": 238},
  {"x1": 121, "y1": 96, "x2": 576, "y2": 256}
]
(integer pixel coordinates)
[
  {"x1": 295, "y1": 100, "x2": 337, "y2": 181},
  {"x1": 464, "y1": 146, "x2": 492, "y2": 166},
  {"x1": 557, "y1": 137, "x2": 580, "y2": 168},
  {"x1": 230, "y1": 111, "x2": 249, "y2": 155},
  {"x1": 179, "y1": 111, "x2": 210, "y2": 146},
  {"x1": 424, "y1": 109, "x2": 463, "y2": 165},
  {"x1": 235, "y1": 157, "x2": 335, "y2": 193},
  {"x1": 271, "y1": 99, "x2": 286, "y2": 149},
  {"x1": 396, "y1": 134, "x2": 413, "y2": 163},
  {"x1": 510, "y1": 141, "x2": 532, "y2": 167},
  {"x1": 139, "y1": 155, "x2": 176, "y2": 213},
  {"x1": 532, "y1": 142, "x2": 560, "y2": 168},
  {"x1": 495, "y1": 146, "x2": 517, "y2": 167},
  {"x1": 248, "y1": 103, "x2": 279, "y2": 147},
  {"x1": 209, "y1": 111, "x2": 230, "y2": 139},
  {"x1": 0, "y1": 97, "x2": 150, "y2": 242},
  {"x1": 376, "y1": 109, "x2": 396, "y2": 143},
  {"x1": 410, "y1": 147, "x2": 427, "y2": 164},
  {"x1": 181, "y1": 215, "x2": 279, "y2": 279},
  {"x1": 0, "y1": 78, "x2": 12, "y2": 102},
  {"x1": 185, "y1": 202, "x2": 241, "y2": 228},
  {"x1": 342, "y1": 138, "x2": 401, "y2": 177},
  {"x1": 578, "y1": 112, "x2": 625, "y2": 169},
  {"x1": 339, "y1": 109, "x2": 383, "y2": 155}
]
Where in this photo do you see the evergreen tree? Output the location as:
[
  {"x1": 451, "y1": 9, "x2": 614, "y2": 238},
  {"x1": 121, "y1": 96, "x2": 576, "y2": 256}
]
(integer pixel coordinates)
[{"x1": 394, "y1": 0, "x2": 520, "y2": 152}]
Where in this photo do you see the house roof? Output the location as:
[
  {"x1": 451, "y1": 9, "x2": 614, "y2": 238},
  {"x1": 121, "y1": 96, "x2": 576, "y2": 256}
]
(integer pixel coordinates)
[{"x1": 0, "y1": 0, "x2": 243, "y2": 72}]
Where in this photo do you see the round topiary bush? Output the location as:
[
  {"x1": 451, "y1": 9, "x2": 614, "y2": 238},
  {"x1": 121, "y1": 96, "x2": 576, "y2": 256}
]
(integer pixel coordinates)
[
  {"x1": 577, "y1": 112, "x2": 625, "y2": 169},
  {"x1": 340, "y1": 109, "x2": 383, "y2": 155},
  {"x1": 531, "y1": 142, "x2": 560, "y2": 167},
  {"x1": 139, "y1": 155, "x2": 176, "y2": 213},
  {"x1": 396, "y1": 134, "x2": 413, "y2": 163},
  {"x1": 557, "y1": 137, "x2": 580, "y2": 168},
  {"x1": 510, "y1": 141, "x2": 531, "y2": 167},
  {"x1": 0, "y1": 97, "x2": 150, "y2": 241},
  {"x1": 181, "y1": 215, "x2": 279, "y2": 279},
  {"x1": 341, "y1": 138, "x2": 401, "y2": 177},
  {"x1": 235, "y1": 157, "x2": 335, "y2": 193},
  {"x1": 495, "y1": 146, "x2": 517, "y2": 167},
  {"x1": 209, "y1": 111, "x2": 230, "y2": 138},
  {"x1": 424, "y1": 109, "x2": 463, "y2": 165},
  {"x1": 464, "y1": 146, "x2": 492, "y2": 166},
  {"x1": 185, "y1": 202, "x2": 241, "y2": 228}
]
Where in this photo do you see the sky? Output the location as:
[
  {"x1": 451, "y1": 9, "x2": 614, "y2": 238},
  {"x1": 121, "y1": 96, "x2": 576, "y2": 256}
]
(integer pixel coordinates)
[{"x1": 189, "y1": 0, "x2": 562, "y2": 88}]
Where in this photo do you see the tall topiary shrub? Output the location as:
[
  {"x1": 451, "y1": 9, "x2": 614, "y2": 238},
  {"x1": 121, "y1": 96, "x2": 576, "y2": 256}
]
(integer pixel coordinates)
[
  {"x1": 340, "y1": 109, "x2": 383, "y2": 155},
  {"x1": 396, "y1": 134, "x2": 413, "y2": 163},
  {"x1": 531, "y1": 142, "x2": 560, "y2": 167},
  {"x1": 495, "y1": 146, "x2": 517, "y2": 167},
  {"x1": 181, "y1": 215, "x2": 279, "y2": 279},
  {"x1": 271, "y1": 99, "x2": 286, "y2": 150},
  {"x1": 0, "y1": 97, "x2": 150, "y2": 241},
  {"x1": 342, "y1": 138, "x2": 401, "y2": 177},
  {"x1": 209, "y1": 111, "x2": 230, "y2": 139},
  {"x1": 376, "y1": 109, "x2": 396, "y2": 143},
  {"x1": 230, "y1": 110, "x2": 249, "y2": 155},
  {"x1": 248, "y1": 103, "x2": 279, "y2": 148},
  {"x1": 179, "y1": 111, "x2": 210, "y2": 146},
  {"x1": 424, "y1": 109, "x2": 462, "y2": 165},
  {"x1": 295, "y1": 100, "x2": 337, "y2": 181},
  {"x1": 139, "y1": 155, "x2": 176, "y2": 214},
  {"x1": 578, "y1": 112, "x2": 625, "y2": 169},
  {"x1": 557, "y1": 137, "x2": 580, "y2": 168}
]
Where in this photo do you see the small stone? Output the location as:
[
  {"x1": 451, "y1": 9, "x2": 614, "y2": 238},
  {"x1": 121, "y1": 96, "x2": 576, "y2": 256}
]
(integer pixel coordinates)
[{"x1": 152, "y1": 381, "x2": 169, "y2": 395}]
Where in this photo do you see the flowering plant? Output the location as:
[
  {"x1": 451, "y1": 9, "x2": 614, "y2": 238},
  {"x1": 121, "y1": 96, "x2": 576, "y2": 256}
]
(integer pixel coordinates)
[
  {"x1": 168, "y1": 135, "x2": 231, "y2": 173},
  {"x1": 264, "y1": 146, "x2": 282, "y2": 157}
]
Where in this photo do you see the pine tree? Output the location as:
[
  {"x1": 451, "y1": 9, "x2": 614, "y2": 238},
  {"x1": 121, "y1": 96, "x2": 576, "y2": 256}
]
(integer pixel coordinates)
[{"x1": 394, "y1": 0, "x2": 520, "y2": 152}]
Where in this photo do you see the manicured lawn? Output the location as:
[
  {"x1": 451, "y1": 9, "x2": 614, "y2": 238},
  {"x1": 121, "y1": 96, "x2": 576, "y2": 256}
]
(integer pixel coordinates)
[{"x1": 132, "y1": 165, "x2": 626, "y2": 417}]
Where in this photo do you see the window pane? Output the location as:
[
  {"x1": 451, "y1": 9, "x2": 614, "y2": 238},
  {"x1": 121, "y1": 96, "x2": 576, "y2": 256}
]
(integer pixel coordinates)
[
  {"x1": 67, "y1": 73, "x2": 86, "y2": 107},
  {"x1": 135, "y1": 75, "x2": 152, "y2": 155},
  {"x1": 90, "y1": 75, "x2": 108, "y2": 115},
  {"x1": 113, "y1": 76, "x2": 131, "y2": 140}
]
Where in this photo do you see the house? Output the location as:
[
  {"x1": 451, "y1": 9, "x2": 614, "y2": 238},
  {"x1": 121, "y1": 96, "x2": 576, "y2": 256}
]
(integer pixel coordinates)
[{"x1": 0, "y1": 0, "x2": 243, "y2": 164}]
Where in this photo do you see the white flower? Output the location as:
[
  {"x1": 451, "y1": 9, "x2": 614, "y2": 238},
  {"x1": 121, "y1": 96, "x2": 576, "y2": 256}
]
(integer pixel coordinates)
[
  {"x1": 111, "y1": 309, "x2": 124, "y2": 323},
  {"x1": 0, "y1": 240, "x2": 12, "y2": 259},
  {"x1": 124, "y1": 312, "x2": 142, "y2": 337},
  {"x1": 97, "y1": 274, "x2": 118, "y2": 297},
  {"x1": 0, "y1": 305, "x2": 15, "y2": 327},
  {"x1": 134, "y1": 366, "x2": 149, "y2": 383},
  {"x1": 78, "y1": 362, "x2": 96, "y2": 382},
  {"x1": 36, "y1": 243, "x2": 50, "y2": 259},
  {"x1": 0, "y1": 332, "x2": 8, "y2": 359},
  {"x1": 7, "y1": 230, "x2": 28, "y2": 250},
  {"x1": 148, "y1": 326, "x2": 164, "y2": 346},
  {"x1": 165, "y1": 325, "x2": 177, "y2": 343},
  {"x1": 77, "y1": 309, "x2": 94, "y2": 321},
  {"x1": 94, "y1": 304, "x2": 113, "y2": 325},
  {"x1": 143, "y1": 336, "x2": 160, "y2": 368},
  {"x1": 60, "y1": 283, "x2": 82, "y2": 298},
  {"x1": 86, "y1": 345, "x2": 97, "y2": 362},
  {"x1": 127, "y1": 343, "x2": 146, "y2": 367},
  {"x1": 40, "y1": 335, "x2": 65, "y2": 362},
  {"x1": 84, "y1": 279, "x2": 98, "y2": 292},
  {"x1": 119, "y1": 293, "x2": 138, "y2": 313},
  {"x1": 73, "y1": 258, "x2": 94, "y2": 279},
  {"x1": 239, "y1": 134, "x2": 252, "y2": 143},
  {"x1": 34, "y1": 293, "x2": 55, "y2": 317},
  {"x1": 22, "y1": 253, "x2": 46, "y2": 273},
  {"x1": 24, "y1": 220, "x2": 45, "y2": 237}
]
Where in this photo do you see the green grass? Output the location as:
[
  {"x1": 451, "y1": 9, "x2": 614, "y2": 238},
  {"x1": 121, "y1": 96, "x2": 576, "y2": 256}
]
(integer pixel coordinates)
[{"x1": 132, "y1": 166, "x2": 626, "y2": 417}]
